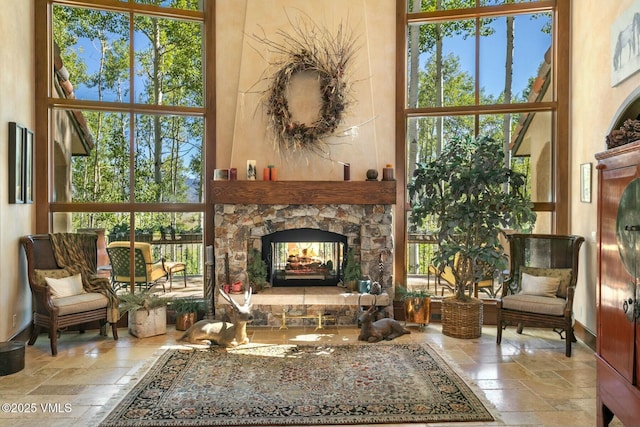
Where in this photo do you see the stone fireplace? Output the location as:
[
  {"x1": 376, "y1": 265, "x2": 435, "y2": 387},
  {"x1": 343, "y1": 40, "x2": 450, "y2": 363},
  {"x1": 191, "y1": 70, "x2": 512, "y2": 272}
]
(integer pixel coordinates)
[
  {"x1": 213, "y1": 203, "x2": 393, "y2": 290},
  {"x1": 210, "y1": 180, "x2": 397, "y2": 326}
]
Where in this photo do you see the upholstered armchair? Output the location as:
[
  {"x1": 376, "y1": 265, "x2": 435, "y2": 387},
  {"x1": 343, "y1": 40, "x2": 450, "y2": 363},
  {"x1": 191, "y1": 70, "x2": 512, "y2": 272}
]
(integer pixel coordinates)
[
  {"x1": 20, "y1": 233, "x2": 119, "y2": 356},
  {"x1": 496, "y1": 233, "x2": 585, "y2": 357}
]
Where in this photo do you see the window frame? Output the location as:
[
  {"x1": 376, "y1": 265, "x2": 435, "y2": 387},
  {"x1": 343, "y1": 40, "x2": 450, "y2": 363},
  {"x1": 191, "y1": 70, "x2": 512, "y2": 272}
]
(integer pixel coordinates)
[
  {"x1": 34, "y1": 0, "x2": 215, "y2": 249},
  {"x1": 394, "y1": 0, "x2": 570, "y2": 285}
]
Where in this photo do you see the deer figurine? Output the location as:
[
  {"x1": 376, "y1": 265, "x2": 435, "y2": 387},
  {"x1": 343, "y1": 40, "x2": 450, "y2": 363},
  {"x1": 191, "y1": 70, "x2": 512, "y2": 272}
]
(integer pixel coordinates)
[
  {"x1": 180, "y1": 287, "x2": 253, "y2": 347},
  {"x1": 358, "y1": 305, "x2": 410, "y2": 343}
]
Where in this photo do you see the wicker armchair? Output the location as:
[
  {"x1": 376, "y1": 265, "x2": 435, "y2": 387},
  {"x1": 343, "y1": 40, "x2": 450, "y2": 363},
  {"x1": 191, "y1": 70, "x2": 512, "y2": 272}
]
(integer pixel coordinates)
[
  {"x1": 20, "y1": 234, "x2": 119, "y2": 356},
  {"x1": 496, "y1": 234, "x2": 585, "y2": 357}
]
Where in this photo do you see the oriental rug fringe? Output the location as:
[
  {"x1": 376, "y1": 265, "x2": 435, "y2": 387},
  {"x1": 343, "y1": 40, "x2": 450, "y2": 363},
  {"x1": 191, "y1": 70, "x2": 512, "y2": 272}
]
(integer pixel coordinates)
[{"x1": 98, "y1": 343, "x2": 493, "y2": 426}]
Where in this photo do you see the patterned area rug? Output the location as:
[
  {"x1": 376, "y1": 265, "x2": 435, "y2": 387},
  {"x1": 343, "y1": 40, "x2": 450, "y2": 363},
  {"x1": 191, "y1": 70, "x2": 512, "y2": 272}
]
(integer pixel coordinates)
[{"x1": 98, "y1": 343, "x2": 493, "y2": 426}]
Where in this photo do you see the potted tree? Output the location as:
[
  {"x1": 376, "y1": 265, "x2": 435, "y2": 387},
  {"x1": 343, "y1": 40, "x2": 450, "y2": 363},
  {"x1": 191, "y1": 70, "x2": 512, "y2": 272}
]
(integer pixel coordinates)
[
  {"x1": 246, "y1": 247, "x2": 268, "y2": 293},
  {"x1": 172, "y1": 297, "x2": 204, "y2": 331},
  {"x1": 408, "y1": 135, "x2": 535, "y2": 338},
  {"x1": 118, "y1": 289, "x2": 169, "y2": 338}
]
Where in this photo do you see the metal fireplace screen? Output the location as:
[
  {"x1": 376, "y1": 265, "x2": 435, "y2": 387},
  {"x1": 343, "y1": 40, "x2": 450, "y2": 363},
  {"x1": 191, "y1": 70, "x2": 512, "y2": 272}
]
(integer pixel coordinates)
[{"x1": 262, "y1": 228, "x2": 347, "y2": 287}]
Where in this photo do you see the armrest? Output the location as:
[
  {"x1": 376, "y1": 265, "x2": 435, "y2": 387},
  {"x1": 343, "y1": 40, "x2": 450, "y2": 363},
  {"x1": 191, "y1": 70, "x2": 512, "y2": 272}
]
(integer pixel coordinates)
[
  {"x1": 500, "y1": 277, "x2": 515, "y2": 298},
  {"x1": 148, "y1": 256, "x2": 166, "y2": 269},
  {"x1": 31, "y1": 285, "x2": 58, "y2": 315},
  {"x1": 564, "y1": 286, "x2": 575, "y2": 317}
]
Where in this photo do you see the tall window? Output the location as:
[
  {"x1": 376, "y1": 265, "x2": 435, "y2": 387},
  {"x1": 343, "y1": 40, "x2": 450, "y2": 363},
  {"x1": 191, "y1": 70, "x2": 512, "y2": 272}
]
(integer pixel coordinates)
[
  {"x1": 399, "y1": 0, "x2": 569, "y2": 279},
  {"x1": 36, "y1": 0, "x2": 212, "y2": 290}
]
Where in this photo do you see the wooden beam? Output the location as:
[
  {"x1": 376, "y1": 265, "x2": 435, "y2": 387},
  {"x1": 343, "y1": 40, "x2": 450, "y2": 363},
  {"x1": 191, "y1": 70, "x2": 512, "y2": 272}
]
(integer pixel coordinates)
[{"x1": 210, "y1": 181, "x2": 397, "y2": 205}]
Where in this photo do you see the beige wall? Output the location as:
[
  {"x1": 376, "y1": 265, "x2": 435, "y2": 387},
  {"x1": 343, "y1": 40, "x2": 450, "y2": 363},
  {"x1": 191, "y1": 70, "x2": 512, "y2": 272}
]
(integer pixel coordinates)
[
  {"x1": 216, "y1": 0, "x2": 396, "y2": 181},
  {"x1": 571, "y1": 0, "x2": 640, "y2": 334},
  {"x1": 0, "y1": 0, "x2": 35, "y2": 341}
]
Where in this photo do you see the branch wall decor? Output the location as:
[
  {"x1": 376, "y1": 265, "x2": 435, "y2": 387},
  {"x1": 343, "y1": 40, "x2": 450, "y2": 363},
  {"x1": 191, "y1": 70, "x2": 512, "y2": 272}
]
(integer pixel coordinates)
[{"x1": 253, "y1": 14, "x2": 359, "y2": 156}]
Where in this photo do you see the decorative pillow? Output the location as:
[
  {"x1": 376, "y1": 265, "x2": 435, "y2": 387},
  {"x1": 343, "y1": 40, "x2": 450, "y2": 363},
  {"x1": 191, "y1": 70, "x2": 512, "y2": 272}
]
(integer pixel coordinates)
[
  {"x1": 33, "y1": 269, "x2": 70, "y2": 288},
  {"x1": 45, "y1": 273, "x2": 85, "y2": 298},
  {"x1": 519, "y1": 272, "x2": 561, "y2": 298},
  {"x1": 520, "y1": 267, "x2": 573, "y2": 298}
]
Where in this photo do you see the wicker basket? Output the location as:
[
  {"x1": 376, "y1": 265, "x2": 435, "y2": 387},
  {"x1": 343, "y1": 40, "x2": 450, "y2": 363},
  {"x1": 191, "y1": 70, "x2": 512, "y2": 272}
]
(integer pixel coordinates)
[{"x1": 441, "y1": 297, "x2": 483, "y2": 339}]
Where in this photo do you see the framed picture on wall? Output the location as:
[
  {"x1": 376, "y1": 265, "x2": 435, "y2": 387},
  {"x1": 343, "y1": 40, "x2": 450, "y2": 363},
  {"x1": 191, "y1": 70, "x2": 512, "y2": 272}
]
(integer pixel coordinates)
[
  {"x1": 611, "y1": 0, "x2": 640, "y2": 86},
  {"x1": 8, "y1": 122, "x2": 25, "y2": 204},
  {"x1": 581, "y1": 162, "x2": 592, "y2": 203},
  {"x1": 24, "y1": 128, "x2": 34, "y2": 204}
]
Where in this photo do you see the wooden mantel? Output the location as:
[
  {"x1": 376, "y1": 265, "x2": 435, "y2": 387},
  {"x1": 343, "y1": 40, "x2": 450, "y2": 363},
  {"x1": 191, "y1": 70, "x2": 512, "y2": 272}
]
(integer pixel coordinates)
[{"x1": 210, "y1": 180, "x2": 397, "y2": 205}]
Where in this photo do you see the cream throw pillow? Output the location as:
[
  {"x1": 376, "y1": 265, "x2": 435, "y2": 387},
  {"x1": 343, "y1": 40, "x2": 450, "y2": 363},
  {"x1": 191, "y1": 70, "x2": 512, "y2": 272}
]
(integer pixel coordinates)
[
  {"x1": 519, "y1": 272, "x2": 561, "y2": 298},
  {"x1": 519, "y1": 266, "x2": 573, "y2": 298},
  {"x1": 45, "y1": 273, "x2": 85, "y2": 298}
]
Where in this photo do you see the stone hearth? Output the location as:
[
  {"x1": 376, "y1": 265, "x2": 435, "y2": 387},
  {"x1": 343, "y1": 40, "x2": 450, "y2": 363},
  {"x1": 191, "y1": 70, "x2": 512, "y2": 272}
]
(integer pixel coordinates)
[{"x1": 221, "y1": 287, "x2": 390, "y2": 327}]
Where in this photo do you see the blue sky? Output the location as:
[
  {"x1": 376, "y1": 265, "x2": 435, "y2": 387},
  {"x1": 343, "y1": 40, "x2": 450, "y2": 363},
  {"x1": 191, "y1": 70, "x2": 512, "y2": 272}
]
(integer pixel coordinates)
[{"x1": 437, "y1": 12, "x2": 552, "y2": 99}]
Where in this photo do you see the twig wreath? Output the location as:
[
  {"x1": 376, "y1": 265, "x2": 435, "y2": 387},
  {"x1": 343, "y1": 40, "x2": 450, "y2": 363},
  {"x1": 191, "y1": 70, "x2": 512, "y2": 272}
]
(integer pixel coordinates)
[{"x1": 253, "y1": 15, "x2": 358, "y2": 155}]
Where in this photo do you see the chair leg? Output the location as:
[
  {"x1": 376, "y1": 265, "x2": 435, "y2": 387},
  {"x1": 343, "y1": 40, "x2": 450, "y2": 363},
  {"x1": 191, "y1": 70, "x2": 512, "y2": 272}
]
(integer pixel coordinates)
[
  {"x1": 516, "y1": 323, "x2": 524, "y2": 334},
  {"x1": 111, "y1": 323, "x2": 119, "y2": 340},
  {"x1": 50, "y1": 327, "x2": 58, "y2": 356},
  {"x1": 496, "y1": 321, "x2": 503, "y2": 344},
  {"x1": 566, "y1": 325, "x2": 574, "y2": 357},
  {"x1": 28, "y1": 322, "x2": 40, "y2": 345}
]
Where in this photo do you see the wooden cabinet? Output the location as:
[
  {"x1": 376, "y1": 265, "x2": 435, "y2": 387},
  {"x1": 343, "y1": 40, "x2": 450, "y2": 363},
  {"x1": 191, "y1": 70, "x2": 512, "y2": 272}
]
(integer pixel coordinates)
[{"x1": 596, "y1": 141, "x2": 640, "y2": 427}]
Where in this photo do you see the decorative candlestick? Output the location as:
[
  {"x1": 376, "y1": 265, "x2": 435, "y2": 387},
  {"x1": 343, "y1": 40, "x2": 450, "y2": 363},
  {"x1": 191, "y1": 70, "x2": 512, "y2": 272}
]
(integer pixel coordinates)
[
  {"x1": 382, "y1": 164, "x2": 395, "y2": 181},
  {"x1": 269, "y1": 165, "x2": 277, "y2": 181}
]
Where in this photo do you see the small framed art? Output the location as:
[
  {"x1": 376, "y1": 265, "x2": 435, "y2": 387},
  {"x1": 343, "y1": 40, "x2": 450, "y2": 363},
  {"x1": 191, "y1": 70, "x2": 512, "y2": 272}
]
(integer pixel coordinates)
[
  {"x1": 8, "y1": 122, "x2": 25, "y2": 204},
  {"x1": 24, "y1": 128, "x2": 34, "y2": 203},
  {"x1": 580, "y1": 162, "x2": 592, "y2": 203}
]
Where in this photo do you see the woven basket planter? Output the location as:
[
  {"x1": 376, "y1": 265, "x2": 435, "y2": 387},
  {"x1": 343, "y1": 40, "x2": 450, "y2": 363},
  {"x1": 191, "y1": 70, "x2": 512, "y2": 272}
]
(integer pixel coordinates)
[{"x1": 441, "y1": 297, "x2": 483, "y2": 339}]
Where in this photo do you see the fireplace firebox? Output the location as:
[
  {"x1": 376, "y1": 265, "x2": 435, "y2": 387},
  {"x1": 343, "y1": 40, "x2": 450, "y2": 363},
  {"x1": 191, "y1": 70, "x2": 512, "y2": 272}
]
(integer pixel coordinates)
[{"x1": 262, "y1": 228, "x2": 347, "y2": 287}]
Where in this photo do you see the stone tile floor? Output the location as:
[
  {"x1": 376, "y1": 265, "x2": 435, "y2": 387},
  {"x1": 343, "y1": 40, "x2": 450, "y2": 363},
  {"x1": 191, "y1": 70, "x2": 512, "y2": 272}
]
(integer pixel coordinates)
[{"x1": 0, "y1": 324, "x2": 623, "y2": 427}]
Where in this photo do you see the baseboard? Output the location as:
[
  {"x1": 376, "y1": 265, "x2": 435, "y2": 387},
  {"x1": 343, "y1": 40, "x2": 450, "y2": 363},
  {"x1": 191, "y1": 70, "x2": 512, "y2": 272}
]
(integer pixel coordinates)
[
  {"x1": 573, "y1": 321, "x2": 596, "y2": 351},
  {"x1": 10, "y1": 324, "x2": 31, "y2": 343}
]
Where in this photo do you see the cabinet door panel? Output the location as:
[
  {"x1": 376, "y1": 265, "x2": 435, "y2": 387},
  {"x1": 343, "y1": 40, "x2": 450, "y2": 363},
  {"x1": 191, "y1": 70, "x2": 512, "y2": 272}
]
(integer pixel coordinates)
[{"x1": 598, "y1": 166, "x2": 638, "y2": 383}]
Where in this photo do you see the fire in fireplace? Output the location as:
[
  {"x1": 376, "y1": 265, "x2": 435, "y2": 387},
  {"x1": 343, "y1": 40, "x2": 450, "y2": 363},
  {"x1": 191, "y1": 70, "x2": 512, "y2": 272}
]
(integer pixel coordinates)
[{"x1": 262, "y1": 228, "x2": 347, "y2": 287}]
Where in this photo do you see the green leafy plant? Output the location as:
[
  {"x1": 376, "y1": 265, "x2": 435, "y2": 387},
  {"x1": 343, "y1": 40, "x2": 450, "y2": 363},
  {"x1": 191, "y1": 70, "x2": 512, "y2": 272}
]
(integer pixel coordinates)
[
  {"x1": 408, "y1": 135, "x2": 536, "y2": 302},
  {"x1": 118, "y1": 289, "x2": 169, "y2": 315},
  {"x1": 397, "y1": 287, "x2": 433, "y2": 301},
  {"x1": 109, "y1": 222, "x2": 130, "y2": 240},
  {"x1": 246, "y1": 248, "x2": 267, "y2": 291},
  {"x1": 343, "y1": 247, "x2": 362, "y2": 282},
  {"x1": 171, "y1": 297, "x2": 204, "y2": 315}
]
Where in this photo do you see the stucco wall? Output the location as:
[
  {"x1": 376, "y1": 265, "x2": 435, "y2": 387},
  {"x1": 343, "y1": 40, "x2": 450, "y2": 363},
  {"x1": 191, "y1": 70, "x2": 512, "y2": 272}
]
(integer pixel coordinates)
[
  {"x1": 216, "y1": 0, "x2": 396, "y2": 181},
  {"x1": 571, "y1": 0, "x2": 640, "y2": 334},
  {"x1": 0, "y1": 0, "x2": 35, "y2": 341}
]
